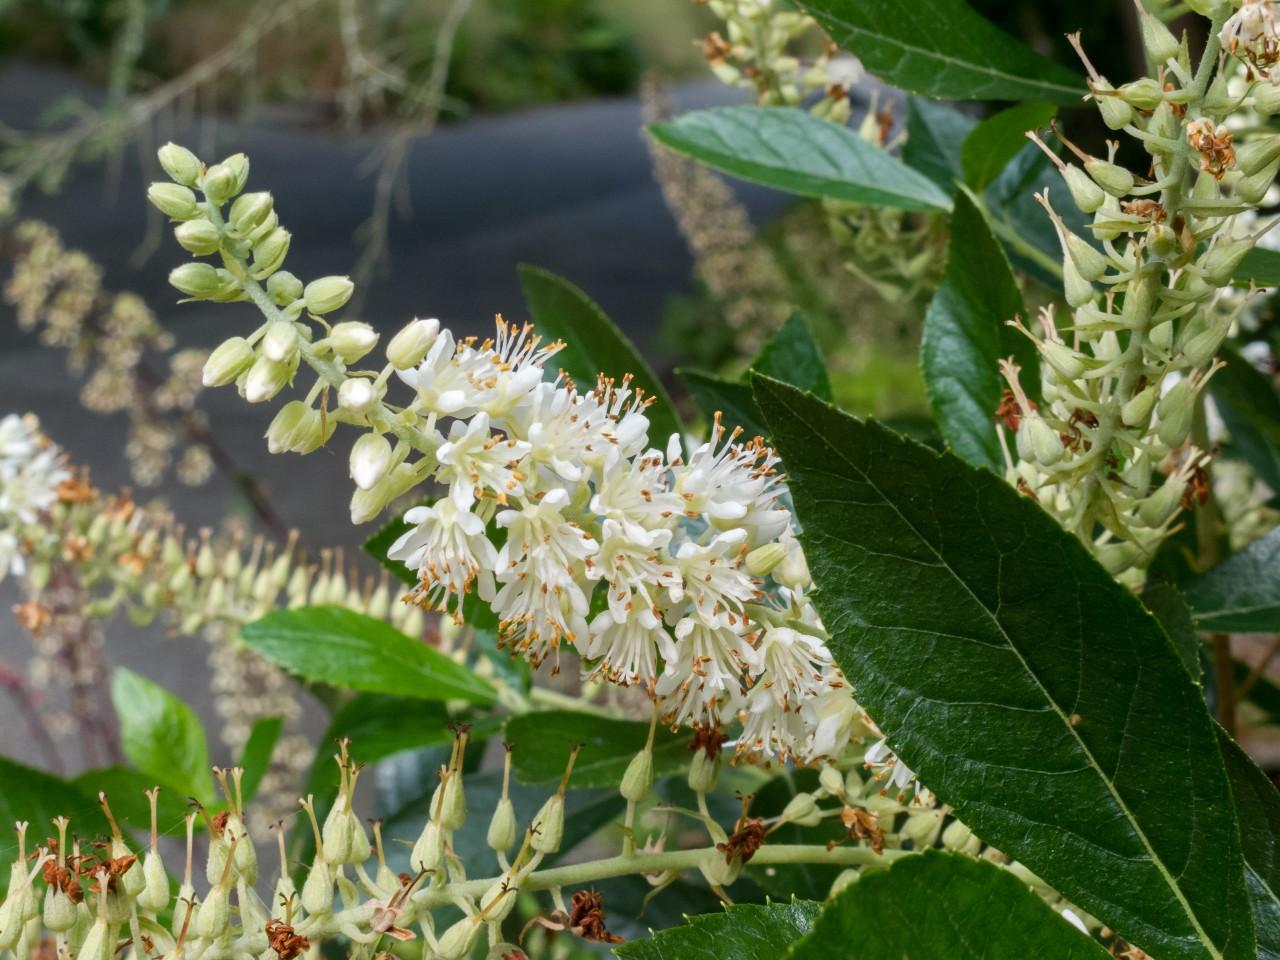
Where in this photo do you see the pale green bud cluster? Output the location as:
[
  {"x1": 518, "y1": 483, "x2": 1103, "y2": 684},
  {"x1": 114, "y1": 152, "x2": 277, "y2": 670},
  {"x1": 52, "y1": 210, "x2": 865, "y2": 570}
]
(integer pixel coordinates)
[
  {"x1": 151, "y1": 143, "x2": 448, "y2": 527},
  {"x1": 1003, "y1": 20, "x2": 1279, "y2": 584}
]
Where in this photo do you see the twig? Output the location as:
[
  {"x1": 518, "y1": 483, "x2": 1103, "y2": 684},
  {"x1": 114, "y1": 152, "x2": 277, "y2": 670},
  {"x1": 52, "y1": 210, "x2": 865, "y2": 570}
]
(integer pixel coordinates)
[{"x1": 0, "y1": 658, "x2": 65, "y2": 773}]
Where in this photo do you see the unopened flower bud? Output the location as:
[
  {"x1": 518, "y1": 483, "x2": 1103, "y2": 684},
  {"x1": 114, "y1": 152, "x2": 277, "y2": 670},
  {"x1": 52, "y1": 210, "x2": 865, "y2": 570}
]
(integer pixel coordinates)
[
  {"x1": 329, "y1": 321, "x2": 378, "y2": 362},
  {"x1": 349, "y1": 432, "x2": 393, "y2": 490},
  {"x1": 819, "y1": 764, "x2": 845, "y2": 797},
  {"x1": 745, "y1": 542, "x2": 787, "y2": 577},
  {"x1": 487, "y1": 797, "x2": 517, "y2": 852},
  {"x1": 267, "y1": 402, "x2": 312, "y2": 454},
  {"x1": 941, "y1": 819, "x2": 979, "y2": 854},
  {"x1": 148, "y1": 182, "x2": 200, "y2": 220},
  {"x1": 688, "y1": 747, "x2": 720, "y2": 793},
  {"x1": 1256, "y1": 82, "x2": 1280, "y2": 116},
  {"x1": 158, "y1": 143, "x2": 200, "y2": 186},
  {"x1": 203, "y1": 337, "x2": 255, "y2": 386},
  {"x1": 262, "y1": 321, "x2": 299, "y2": 364},
  {"x1": 243, "y1": 355, "x2": 293, "y2": 404},
  {"x1": 266, "y1": 270, "x2": 304, "y2": 305},
  {"x1": 201, "y1": 163, "x2": 237, "y2": 206},
  {"x1": 387, "y1": 317, "x2": 440, "y2": 369},
  {"x1": 174, "y1": 218, "x2": 220, "y2": 256},
  {"x1": 619, "y1": 748, "x2": 654, "y2": 803},
  {"x1": 1147, "y1": 222, "x2": 1179, "y2": 261},
  {"x1": 903, "y1": 809, "x2": 944, "y2": 846},
  {"x1": 782, "y1": 792, "x2": 821, "y2": 827},
  {"x1": 251, "y1": 227, "x2": 291, "y2": 278},
  {"x1": 775, "y1": 542, "x2": 810, "y2": 589},
  {"x1": 229, "y1": 191, "x2": 273, "y2": 235},
  {"x1": 169, "y1": 262, "x2": 222, "y2": 298},
  {"x1": 304, "y1": 276, "x2": 355, "y2": 316},
  {"x1": 222, "y1": 153, "x2": 250, "y2": 193}
]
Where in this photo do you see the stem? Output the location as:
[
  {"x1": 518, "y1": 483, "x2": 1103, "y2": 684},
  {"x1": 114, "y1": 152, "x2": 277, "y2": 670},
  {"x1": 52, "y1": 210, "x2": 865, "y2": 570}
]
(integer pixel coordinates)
[{"x1": 411, "y1": 844, "x2": 906, "y2": 908}]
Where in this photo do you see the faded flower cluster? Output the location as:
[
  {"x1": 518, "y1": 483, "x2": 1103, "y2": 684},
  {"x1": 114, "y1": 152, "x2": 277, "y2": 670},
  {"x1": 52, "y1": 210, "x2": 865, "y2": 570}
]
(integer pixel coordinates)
[{"x1": 0, "y1": 414, "x2": 69, "y2": 580}]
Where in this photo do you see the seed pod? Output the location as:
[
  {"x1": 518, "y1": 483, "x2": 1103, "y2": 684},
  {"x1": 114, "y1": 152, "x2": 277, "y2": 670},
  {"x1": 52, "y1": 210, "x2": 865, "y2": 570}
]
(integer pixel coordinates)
[
  {"x1": 1040, "y1": 340, "x2": 1086, "y2": 380},
  {"x1": 1181, "y1": 320, "x2": 1229, "y2": 367},
  {"x1": 411, "y1": 822, "x2": 445, "y2": 873},
  {"x1": 687, "y1": 747, "x2": 720, "y2": 793},
  {"x1": 620, "y1": 748, "x2": 654, "y2": 803},
  {"x1": 1016, "y1": 415, "x2": 1065, "y2": 466},
  {"x1": 1091, "y1": 80, "x2": 1133, "y2": 130},
  {"x1": 321, "y1": 806, "x2": 354, "y2": 866},
  {"x1": 1137, "y1": 6, "x2": 1180, "y2": 65},
  {"x1": 1138, "y1": 474, "x2": 1187, "y2": 527},
  {"x1": 137, "y1": 849, "x2": 168, "y2": 914},
  {"x1": 1147, "y1": 319, "x2": 1174, "y2": 353},
  {"x1": 1122, "y1": 384, "x2": 1159, "y2": 427},
  {"x1": 485, "y1": 796, "x2": 518, "y2": 853},
  {"x1": 202, "y1": 337, "x2": 255, "y2": 387},
  {"x1": 194, "y1": 885, "x2": 229, "y2": 940},
  {"x1": 1156, "y1": 379, "x2": 1194, "y2": 448},
  {"x1": 1236, "y1": 157, "x2": 1280, "y2": 204},
  {"x1": 1201, "y1": 235, "x2": 1254, "y2": 286},
  {"x1": 479, "y1": 876, "x2": 519, "y2": 925},
  {"x1": 436, "y1": 918, "x2": 480, "y2": 960},
  {"x1": 1117, "y1": 77, "x2": 1163, "y2": 110},
  {"x1": 1086, "y1": 158, "x2": 1135, "y2": 197},
  {"x1": 1061, "y1": 164, "x2": 1105, "y2": 213},
  {"x1": 300, "y1": 857, "x2": 333, "y2": 915},
  {"x1": 1238, "y1": 135, "x2": 1280, "y2": 176},
  {"x1": 1255, "y1": 81, "x2": 1280, "y2": 116},
  {"x1": 530, "y1": 793, "x2": 565, "y2": 854},
  {"x1": 1063, "y1": 229, "x2": 1110, "y2": 281},
  {"x1": 1095, "y1": 541, "x2": 1141, "y2": 576},
  {"x1": 158, "y1": 143, "x2": 201, "y2": 186},
  {"x1": 1063, "y1": 257, "x2": 1096, "y2": 308},
  {"x1": 781, "y1": 792, "x2": 821, "y2": 827},
  {"x1": 42, "y1": 888, "x2": 76, "y2": 933}
]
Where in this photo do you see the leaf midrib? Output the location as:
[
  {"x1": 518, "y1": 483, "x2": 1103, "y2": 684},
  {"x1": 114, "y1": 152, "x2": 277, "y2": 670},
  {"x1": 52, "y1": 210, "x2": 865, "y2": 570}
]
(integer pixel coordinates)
[
  {"x1": 775, "y1": 386, "x2": 1222, "y2": 958},
  {"x1": 814, "y1": 9, "x2": 1081, "y2": 98}
]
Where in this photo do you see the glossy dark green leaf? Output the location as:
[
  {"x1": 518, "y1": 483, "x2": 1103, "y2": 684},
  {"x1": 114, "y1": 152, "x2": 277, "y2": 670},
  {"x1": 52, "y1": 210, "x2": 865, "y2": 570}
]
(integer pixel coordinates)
[
  {"x1": 237, "y1": 715, "x2": 282, "y2": 805},
  {"x1": 73, "y1": 766, "x2": 192, "y2": 836},
  {"x1": 614, "y1": 899, "x2": 821, "y2": 960},
  {"x1": 1237, "y1": 247, "x2": 1280, "y2": 286},
  {"x1": 983, "y1": 143, "x2": 1081, "y2": 288},
  {"x1": 903, "y1": 96, "x2": 976, "y2": 193},
  {"x1": 1219, "y1": 728, "x2": 1280, "y2": 958},
  {"x1": 111, "y1": 667, "x2": 215, "y2": 805},
  {"x1": 0, "y1": 758, "x2": 102, "y2": 866},
  {"x1": 790, "y1": 849, "x2": 1108, "y2": 959},
  {"x1": 1237, "y1": 659, "x2": 1280, "y2": 726},
  {"x1": 361, "y1": 513, "x2": 416, "y2": 586},
  {"x1": 961, "y1": 101, "x2": 1057, "y2": 192},
  {"x1": 798, "y1": 0, "x2": 1083, "y2": 103},
  {"x1": 1143, "y1": 581, "x2": 1203, "y2": 682},
  {"x1": 680, "y1": 370, "x2": 769, "y2": 439},
  {"x1": 749, "y1": 313, "x2": 831, "y2": 401},
  {"x1": 519, "y1": 264, "x2": 682, "y2": 446},
  {"x1": 1210, "y1": 348, "x2": 1280, "y2": 497},
  {"x1": 921, "y1": 191, "x2": 1035, "y2": 471},
  {"x1": 241, "y1": 606, "x2": 496, "y2": 704},
  {"x1": 648, "y1": 106, "x2": 953, "y2": 213},
  {"x1": 753, "y1": 376, "x2": 1254, "y2": 960},
  {"x1": 505, "y1": 710, "x2": 690, "y2": 789},
  {"x1": 1184, "y1": 527, "x2": 1280, "y2": 633}
]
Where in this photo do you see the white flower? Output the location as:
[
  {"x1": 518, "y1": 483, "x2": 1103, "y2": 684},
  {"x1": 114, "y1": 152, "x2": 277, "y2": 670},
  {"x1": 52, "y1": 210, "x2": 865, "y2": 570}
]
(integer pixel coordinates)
[
  {"x1": 388, "y1": 500, "x2": 498, "y2": 612},
  {"x1": 0, "y1": 414, "x2": 69, "y2": 581},
  {"x1": 435, "y1": 413, "x2": 530, "y2": 509},
  {"x1": 590, "y1": 449, "x2": 682, "y2": 543},
  {"x1": 673, "y1": 416, "x2": 790, "y2": 545},
  {"x1": 864, "y1": 738, "x2": 921, "y2": 799},
  {"x1": 671, "y1": 530, "x2": 760, "y2": 628},
  {"x1": 655, "y1": 614, "x2": 754, "y2": 727}
]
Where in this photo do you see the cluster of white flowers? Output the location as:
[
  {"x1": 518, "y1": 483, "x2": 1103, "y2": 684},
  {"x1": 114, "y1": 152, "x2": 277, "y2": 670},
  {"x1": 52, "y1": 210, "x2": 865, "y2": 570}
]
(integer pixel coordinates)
[
  {"x1": 0, "y1": 414, "x2": 69, "y2": 580},
  {"x1": 384, "y1": 318, "x2": 859, "y2": 763}
]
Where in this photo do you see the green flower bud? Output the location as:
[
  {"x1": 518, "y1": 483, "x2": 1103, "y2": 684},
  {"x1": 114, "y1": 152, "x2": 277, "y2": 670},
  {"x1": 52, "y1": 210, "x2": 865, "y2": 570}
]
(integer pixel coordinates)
[
  {"x1": 1181, "y1": 319, "x2": 1229, "y2": 367},
  {"x1": 266, "y1": 401, "x2": 312, "y2": 454},
  {"x1": 1148, "y1": 319, "x2": 1174, "y2": 353},
  {"x1": 1086, "y1": 158, "x2": 1135, "y2": 197},
  {"x1": 1235, "y1": 157, "x2": 1280, "y2": 204},
  {"x1": 903, "y1": 809, "x2": 943, "y2": 846},
  {"x1": 386, "y1": 317, "x2": 440, "y2": 369},
  {"x1": 338, "y1": 377, "x2": 378, "y2": 415},
  {"x1": 169, "y1": 262, "x2": 222, "y2": 298},
  {"x1": 1147, "y1": 222, "x2": 1179, "y2": 261},
  {"x1": 531, "y1": 793, "x2": 565, "y2": 854},
  {"x1": 818, "y1": 764, "x2": 845, "y2": 796},
  {"x1": 1238, "y1": 135, "x2": 1280, "y2": 176},
  {"x1": 300, "y1": 857, "x2": 333, "y2": 915},
  {"x1": 1156, "y1": 380, "x2": 1194, "y2": 448},
  {"x1": 1255, "y1": 81, "x2": 1280, "y2": 116},
  {"x1": 266, "y1": 270, "x2": 304, "y2": 305},
  {"x1": 229, "y1": 191, "x2": 273, "y2": 235},
  {"x1": 1116, "y1": 77, "x2": 1163, "y2": 111},
  {"x1": 251, "y1": 227, "x2": 291, "y2": 279},
  {"x1": 1096, "y1": 541, "x2": 1142, "y2": 576},
  {"x1": 222, "y1": 153, "x2": 250, "y2": 194},
  {"x1": 201, "y1": 163, "x2": 237, "y2": 206},
  {"x1": 1062, "y1": 164, "x2": 1105, "y2": 213},
  {"x1": 294, "y1": 409, "x2": 337, "y2": 455},
  {"x1": 1016, "y1": 415, "x2": 1065, "y2": 466},
  {"x1": 329, "y1": 321, "x2": 378, "y2": 362},
  {"x1": 436, "y1": 918, "x2": 480, "y2": 960},
  {"x1": 1122, "y1": 384, "x2": 1159, "y2": 428},
  {"x1": 174, "y1": 218, "x2": 221, "y2": 256},
  {"x1": 1040, "y1": 340, "x2": 1086, "y2": 380},
  {"x1": 203, "y1": 337, "x2": 255, "y2": 386},
  {"x1": 158, "y1": 143, "x2": 201, "y2": 186},
  {"x1": 745, "y1": 541, "x2": 787, "y2": 576},
  {"x1": 147, "y1": 182, "x2": 200, "y2": 220},
  {"x1": 262, "y1": 320, "x2": 299, "y2": 364},
  {"x1": 242, "y1": 355, "x2": 293, "y2": 404},
  {"x1": 304, "y1": 276, "x2": 355, "y2": 315},
  {"x1": 487, "y1": 797, "x2": 517, "y2": 853},
  {"x1": 619, "y1": 748, "x2": 654, "y2": 803}
]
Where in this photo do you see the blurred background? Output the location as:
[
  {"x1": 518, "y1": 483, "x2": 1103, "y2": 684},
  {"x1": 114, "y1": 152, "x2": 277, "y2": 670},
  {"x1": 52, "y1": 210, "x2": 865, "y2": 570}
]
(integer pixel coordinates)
[{"x1": 0, "y1": 0, "x2": 1158, "y2": 779}]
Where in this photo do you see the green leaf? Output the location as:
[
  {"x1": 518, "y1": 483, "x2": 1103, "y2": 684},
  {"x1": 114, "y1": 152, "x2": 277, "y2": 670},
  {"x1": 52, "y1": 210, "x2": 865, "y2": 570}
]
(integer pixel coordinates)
[
  {"x1": 505, "y1": 711, "x2": 690, "y2": 789},
  {"x1": 648, "y1": 106, "x2": 953, "y2": 213},
  {"x1": 1184, "y1": 527, "x2": 1280, "y2": 633},
  {"x1": 749, "y1": 313, "x2": 832, "y2": 401},
  {"x1": 241, "y1": 606, "x2": 496, "y2": 704},
  {"x1": 680, "y1": 370, "x2": 769, "y2": 440},
  {"x1": 237, "y1": 715, "x2": 282, "y2": 806},
  {"x1": 983, "y1": 143, "x2": 1081, "y2": 288},
  {"x1": 613, "y1": 900, "x2": 822, "y2": 960},
  {"x1": 753, "y1": 376, "x2": 1255, "y2": 960},
  {"x1": 903, "y1": 96, "x2": 976, "y2": 193},
  {"x1": 798, "y1": 0, "x2": 1083, "y2": 103},
  {"x1": 961, "y1": 101, "x2": 1057, "y2": 192},
  {"x1": 1210, "y1": 348, "x2": 1280, "y2": 497},
  {"x1": 111, "y1": 667, "x2": 215, "y2": 805},
  {"x1": 73, "y1": 766, "x2": 191, "y2": 836},
  {"x1": 1142, "y1": 581, "x2": 1203, "y2": 682},
  {"x1": 1237, "y1": 659, "x2": 1280, "y2": 726},
  {"x1": 1236, "y1": 247, "x2": 1280, "y2": 286},
  {"x1": 1219, "y1": 729, "x2": 1280, "y2": 959},
  {"x1": 362, "y1": 514, "x2": 416, "y2": 586},
  {"x1": 789, "y1": 849, "x2": 1108, "y2": 959},
  {"x1": 921, "y1": 191, "x2": 1035, "y2": 471},
  {"x1": 518, "y1": 264, "x2": 682, "y2": 445}
]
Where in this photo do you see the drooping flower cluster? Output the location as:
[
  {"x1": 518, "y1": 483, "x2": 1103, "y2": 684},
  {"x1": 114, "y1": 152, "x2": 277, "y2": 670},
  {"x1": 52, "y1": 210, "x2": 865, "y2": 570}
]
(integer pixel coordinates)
[
  {"x1": 383, "y1": 318, "x2": 857, "y2": 763},
  {"x1": 0, "y1": 414, "x2": 70, "y2": 580}
]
